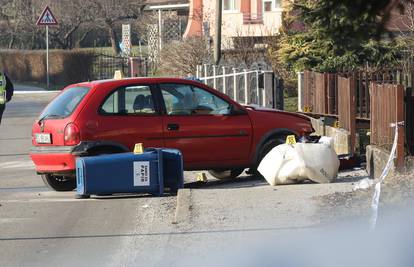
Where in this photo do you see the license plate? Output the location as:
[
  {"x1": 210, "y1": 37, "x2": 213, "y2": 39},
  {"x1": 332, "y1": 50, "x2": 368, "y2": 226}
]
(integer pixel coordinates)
[{"x1": 35, "y1": 133, "x2": 51, "y2": 144}]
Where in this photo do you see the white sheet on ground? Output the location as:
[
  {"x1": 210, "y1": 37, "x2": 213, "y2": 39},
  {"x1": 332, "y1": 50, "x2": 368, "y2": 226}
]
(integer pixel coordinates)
[{"x1": 258, "y1": 137, "x2": 340, "y2": 186}]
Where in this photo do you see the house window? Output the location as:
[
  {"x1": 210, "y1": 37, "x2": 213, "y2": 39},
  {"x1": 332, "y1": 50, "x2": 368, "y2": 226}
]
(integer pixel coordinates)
[
  {"x1": 223, "y1": 0, "x2": 236, "y2": 11},
  {"x1": 263, "y1": 0, "x2": 281, "y2": 12}
]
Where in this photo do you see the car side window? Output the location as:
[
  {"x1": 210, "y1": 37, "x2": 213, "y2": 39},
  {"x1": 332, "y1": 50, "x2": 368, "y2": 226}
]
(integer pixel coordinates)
[
  {"x1": 100, "y1": 85, "x2": 156, "y2": 115},
  {"x1": 160, "y1": 84, "x2": 231, "y2": 115}
]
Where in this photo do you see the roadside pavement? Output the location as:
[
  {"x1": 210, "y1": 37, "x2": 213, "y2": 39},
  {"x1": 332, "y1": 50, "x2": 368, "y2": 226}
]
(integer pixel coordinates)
[{"x1": 0, "y1": 92, "x2": 370, "y2": 267}]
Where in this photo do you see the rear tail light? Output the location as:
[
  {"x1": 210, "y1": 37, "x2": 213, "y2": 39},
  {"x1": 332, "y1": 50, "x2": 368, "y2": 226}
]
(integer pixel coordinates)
[{"x1": 64, "y1": 123, "x2": 80, "y2": 146}]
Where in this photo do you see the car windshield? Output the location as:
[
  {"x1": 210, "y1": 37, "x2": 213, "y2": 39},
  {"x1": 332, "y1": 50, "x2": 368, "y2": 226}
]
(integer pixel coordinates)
[{"x1": 38, "y1": 86, "x2": 90, "y2": 119}]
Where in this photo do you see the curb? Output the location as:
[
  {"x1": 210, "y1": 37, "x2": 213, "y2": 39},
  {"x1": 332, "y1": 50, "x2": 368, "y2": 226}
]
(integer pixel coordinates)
[{"x1": 172, "y1": 188, "x2": 192, "y2": 224}]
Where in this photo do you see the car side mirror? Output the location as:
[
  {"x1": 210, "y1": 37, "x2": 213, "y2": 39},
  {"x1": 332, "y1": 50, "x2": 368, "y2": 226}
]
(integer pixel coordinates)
[{"x1": 230, "y1": 105, "x2": 247, "y2": 115}]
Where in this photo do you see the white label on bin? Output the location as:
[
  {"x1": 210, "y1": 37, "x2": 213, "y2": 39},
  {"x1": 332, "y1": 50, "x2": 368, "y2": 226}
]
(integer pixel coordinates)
[{"x1": 133, "y1": 161, "x2": 150, "y2": 186}]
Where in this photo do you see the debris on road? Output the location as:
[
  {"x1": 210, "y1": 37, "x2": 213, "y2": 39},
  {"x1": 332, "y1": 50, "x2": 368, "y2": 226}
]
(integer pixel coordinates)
[
  {"x1": 196, "y1": 172, "x2": 208, "y2": 182},
  {"x1": 353, "y1": 178, "x2": 374, "y2": 190},
  {"x1": 258, "y1": 136, "x2": 340, "y2": 186}
]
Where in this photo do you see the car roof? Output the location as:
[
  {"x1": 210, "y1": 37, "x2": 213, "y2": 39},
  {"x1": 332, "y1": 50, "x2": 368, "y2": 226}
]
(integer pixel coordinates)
[{"x1": 75, "y1": 77, "x2": 207, "y2": 89}]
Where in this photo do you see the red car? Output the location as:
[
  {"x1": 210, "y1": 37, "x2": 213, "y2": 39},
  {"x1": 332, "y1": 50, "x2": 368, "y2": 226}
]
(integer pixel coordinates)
[{"x1": 30, "y1": 78, "x2": 313, "y2": 191}]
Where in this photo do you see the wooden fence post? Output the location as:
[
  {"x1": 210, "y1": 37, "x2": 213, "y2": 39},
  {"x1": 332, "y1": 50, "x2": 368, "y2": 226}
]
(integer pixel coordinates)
[
  {"x1": 349, "y1": 77, "x2": 357, "y2": 154},
  {"x1": 370, "y1": 82, "x2": 376, "y2": 145},
  {"x1": 327, "y1": 73, "x2": 335, "y2": 114},
  {"x1": 304, "y1": 70, "x2": 309, "y2": 111},
  {"x1": 323, "y1": 72, "x2": 329, "y2": 114},
  {"x1": 297, "y1": 72, "x2": 304, "y2": 111},
  {"x1": 338, "y1": 76, "x2": 356, "y2": 155},
  {"x1": 396, "y1": 84, "x2": 405, "y2": 170}
]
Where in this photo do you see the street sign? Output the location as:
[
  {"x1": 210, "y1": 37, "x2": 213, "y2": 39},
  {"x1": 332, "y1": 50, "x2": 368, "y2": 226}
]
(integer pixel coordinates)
[
  {"x1": 36, "y1": 6, "x2": 58, "y2": 26},
  {"x1": 122, "y1": 24, "x2": 131, "y2": 56},
  {"x1": 36, "y1": 6, "x2": 58, "y2": 89}
]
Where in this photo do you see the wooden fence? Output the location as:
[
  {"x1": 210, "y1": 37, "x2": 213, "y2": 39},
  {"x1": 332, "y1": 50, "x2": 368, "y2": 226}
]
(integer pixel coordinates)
[
  {"x1": 337, "y1": 76, "x2": 356, "y2": 153},
  {"x1": 303, "y1": 71, "x2": 358, "y2": 153},
  {"x1": 302, "y1": 70, "x2": 405, "y2": 119},
  {"x1": 370, "y1": 83, "x2": 405, "y2": 169},
  {"x1": 302, "y1": 70, "x2": 409, "y2": 164}
]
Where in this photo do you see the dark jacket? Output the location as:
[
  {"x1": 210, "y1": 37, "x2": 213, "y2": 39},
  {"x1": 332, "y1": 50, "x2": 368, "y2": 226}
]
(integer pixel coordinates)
[{"x1": 5, "y1": 74, "x2": 14, "y2": 102}]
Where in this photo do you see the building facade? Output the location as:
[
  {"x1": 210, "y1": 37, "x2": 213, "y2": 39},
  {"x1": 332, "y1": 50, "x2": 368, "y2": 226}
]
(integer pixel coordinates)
[{"x1": 184, "y1": 0, "x2": 289, "y2": 46}]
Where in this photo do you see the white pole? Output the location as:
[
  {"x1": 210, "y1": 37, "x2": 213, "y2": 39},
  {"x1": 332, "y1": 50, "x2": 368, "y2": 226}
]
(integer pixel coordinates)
[
  {"x1": 262, "y1": 73, "x2": 266, "y2": 107},
  {"x1": 233, "y1": 68, "x2": 237, "y2": 101},
  {"x1": 46, "y1": 25, "x2": 49, "y2": 89},
  {"x1": 196, "y1": 65, "x2": 200, "y2": 78},
  {"x1": 244, "y1": 69, "x2": 248, "y2": 105},
  {"x1": 256, "y1": 71, "x2": 260, "y2": 105},
  {"x1": 213, "y1": 65, "x2": 217, "y2": 89},
  {"x1": 222, "y1": 66, "x2": 226, "y2": 94},
  {"x1": 158, "y1": 9, "x2": 162, "y2": 51}
]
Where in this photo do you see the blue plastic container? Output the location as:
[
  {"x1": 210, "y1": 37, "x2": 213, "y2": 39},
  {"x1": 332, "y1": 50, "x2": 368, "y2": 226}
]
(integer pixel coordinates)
[
  {"x1": 76, "y1": 148, "x2": 184, "y2": 198},
  {"x1": 76, "y1": 150, "x2": 164, "y2": 197},
  {"x1": 145, "y1": 148, "x2": 184, "y2": 192}
]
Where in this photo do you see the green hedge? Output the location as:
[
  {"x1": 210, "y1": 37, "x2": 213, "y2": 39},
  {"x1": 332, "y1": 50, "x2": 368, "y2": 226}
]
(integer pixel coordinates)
[{"x1": 0, "y1": 49, "x2": 95, "y2": 86}]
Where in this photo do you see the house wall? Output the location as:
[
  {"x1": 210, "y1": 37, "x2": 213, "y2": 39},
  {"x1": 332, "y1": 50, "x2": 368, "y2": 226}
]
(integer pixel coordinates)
[
  {"x1": 184, "y1": 0, "x2": 287, "y2": 44},
  {"x1": 183, "y1": 0, "x2": 203, "y2": 36}
]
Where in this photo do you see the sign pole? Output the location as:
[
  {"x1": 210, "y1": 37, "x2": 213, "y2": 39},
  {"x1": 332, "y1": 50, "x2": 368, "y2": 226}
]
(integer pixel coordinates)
[
  {"x1": 46, "y1": 25, "x2": 49, "y2": 89},
  {"x1": 36, "y1": 6, "x2": 58, "y2": 89}
]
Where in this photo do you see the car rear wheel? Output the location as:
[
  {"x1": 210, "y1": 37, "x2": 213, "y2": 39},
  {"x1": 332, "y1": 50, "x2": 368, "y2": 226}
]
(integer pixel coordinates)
[
  {"x1": 41, "y1": 174, "x2": 76, "y2": 192},
  {"x1": 208, "y1": 168, "x2": 244, "y2": 180}
]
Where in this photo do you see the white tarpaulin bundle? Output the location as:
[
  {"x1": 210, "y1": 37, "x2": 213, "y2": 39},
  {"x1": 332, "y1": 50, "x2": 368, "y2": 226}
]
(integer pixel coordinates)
[{"x1": 258, "y1": 137, "x2": 340, "y2": 186}]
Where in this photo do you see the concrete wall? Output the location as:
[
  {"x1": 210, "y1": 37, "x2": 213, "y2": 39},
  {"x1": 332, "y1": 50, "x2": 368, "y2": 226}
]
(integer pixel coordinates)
[
  {"x1": 221, "y1": 10, "x2": 282, "y2": 38},
  {"x1": 310, "y1": 117, "x2": 353, "y2": 156},
  {"x1": 366, "y1": 145, "x2": 414, "y2": 179},
  {"x1": 366, "y1": 145, "x2": 396, "y2": 179}
]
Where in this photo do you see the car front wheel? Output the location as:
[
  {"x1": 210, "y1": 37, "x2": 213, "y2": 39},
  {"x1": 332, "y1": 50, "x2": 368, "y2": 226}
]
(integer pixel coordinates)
[
  {"x1": 208, "y1": 168, "x2": 244, "y2": 180},
  {"x1": 41, "y1": 174, "x2": 76, "y2": 192}
]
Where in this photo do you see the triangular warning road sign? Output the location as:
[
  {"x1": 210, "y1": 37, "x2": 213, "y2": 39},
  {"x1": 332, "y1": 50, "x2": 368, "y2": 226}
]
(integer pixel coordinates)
[{"x1": 36, "y1": 6, "x2": 58, "y2": 26}]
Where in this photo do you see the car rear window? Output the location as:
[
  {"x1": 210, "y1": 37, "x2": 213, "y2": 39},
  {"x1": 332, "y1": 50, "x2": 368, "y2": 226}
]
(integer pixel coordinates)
[{"x1": 39, "y1": 86, "x2": 90, "y2": 119}]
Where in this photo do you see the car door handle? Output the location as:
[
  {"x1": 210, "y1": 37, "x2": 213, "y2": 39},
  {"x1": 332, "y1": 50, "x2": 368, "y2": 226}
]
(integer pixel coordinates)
[{"x1": 167, "y1": 123, "x2": 180, "y2": 131}]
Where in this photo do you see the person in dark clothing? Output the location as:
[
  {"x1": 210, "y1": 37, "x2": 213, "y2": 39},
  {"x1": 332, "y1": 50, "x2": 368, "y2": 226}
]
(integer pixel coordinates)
[{"x1": 0, "y1": 73, "x2": 14, "y2": 125}]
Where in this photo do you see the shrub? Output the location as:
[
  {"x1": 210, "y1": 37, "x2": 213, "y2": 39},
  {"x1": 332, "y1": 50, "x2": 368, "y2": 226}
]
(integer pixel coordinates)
[
  {"x1": 0, "y1": 49, "x2": 95, "y2": 86},
  {"x1": 159, "y1": 37, "x2": 210, "y2": 76}
]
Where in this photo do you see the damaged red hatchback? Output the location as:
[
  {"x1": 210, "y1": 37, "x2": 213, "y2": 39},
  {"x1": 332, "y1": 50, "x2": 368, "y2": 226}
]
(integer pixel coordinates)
[{"x1": 30, "y1": 77, "x2": 314, "y2": 191}]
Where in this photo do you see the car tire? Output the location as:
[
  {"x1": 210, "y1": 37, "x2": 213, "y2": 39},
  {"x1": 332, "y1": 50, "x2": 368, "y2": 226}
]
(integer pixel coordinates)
[
  {"x1": 41, "y1": 174, "x2": 76, "y2": 192},
  {"x1": 259, "y1": 137, "x2": 285, "y2": 163},
  {"x1": 208, "y1": 168, "x2": 244, "y2": 180},
  {"x1": 252, "y1": 135, "x2": 290, "y2": 177}
]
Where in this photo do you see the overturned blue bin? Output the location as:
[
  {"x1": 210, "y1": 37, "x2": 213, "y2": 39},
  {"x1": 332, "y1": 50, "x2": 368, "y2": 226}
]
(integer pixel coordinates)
[
  {"x1": 147, "y1": 148, "x2": 184, "y2": 193},
  {"x1": 76, "y1": 148, "x2": 183, "y2": 198}
]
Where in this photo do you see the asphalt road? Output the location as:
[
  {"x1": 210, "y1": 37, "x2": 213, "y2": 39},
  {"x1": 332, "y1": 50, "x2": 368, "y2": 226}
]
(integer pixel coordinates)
[{"x1": 0, "y1": 93, "x2": 368, "y2": 267}]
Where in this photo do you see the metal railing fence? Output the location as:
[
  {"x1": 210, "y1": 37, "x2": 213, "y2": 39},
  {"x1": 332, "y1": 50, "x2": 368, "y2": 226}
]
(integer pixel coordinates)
[{"x1": 196, "y1": 64, "x2": 284, "y2": 109}]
